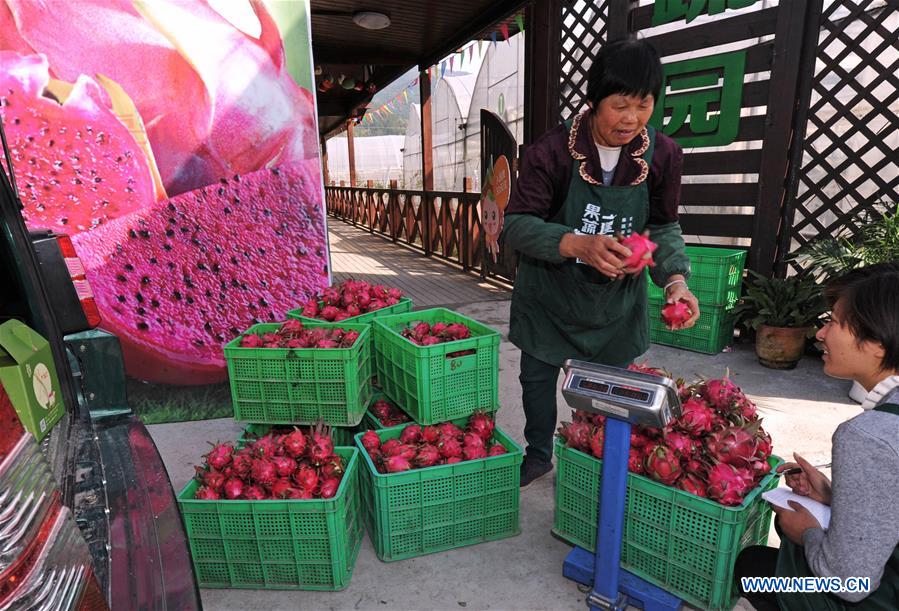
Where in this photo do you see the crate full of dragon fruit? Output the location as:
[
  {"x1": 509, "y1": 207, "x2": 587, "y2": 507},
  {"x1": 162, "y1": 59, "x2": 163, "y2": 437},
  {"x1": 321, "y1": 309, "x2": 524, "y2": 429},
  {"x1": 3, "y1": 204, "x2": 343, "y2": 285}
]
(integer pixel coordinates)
[
  {"x1": 223, "y1": 319, "x2": 372, "y2": 426},
  {"x1": 552, "y1": 369, "x2": 783, "y2": 610},
  {"x1": 372, "y1": 308, "x2": 500, "y2": 425},
  {"x1": 178, "y1": 426, "x2": 363, "y2": 590},
  {"x1": 354, "y1": 412, "x2": 522, "y2": 561}
]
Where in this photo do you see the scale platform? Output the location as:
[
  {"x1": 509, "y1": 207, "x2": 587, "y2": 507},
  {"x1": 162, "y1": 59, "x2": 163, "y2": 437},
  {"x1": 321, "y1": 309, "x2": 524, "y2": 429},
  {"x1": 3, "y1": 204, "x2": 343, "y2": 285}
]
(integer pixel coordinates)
[{"x1": 559, "y1": 360, "x2": 684, "y2": 611}]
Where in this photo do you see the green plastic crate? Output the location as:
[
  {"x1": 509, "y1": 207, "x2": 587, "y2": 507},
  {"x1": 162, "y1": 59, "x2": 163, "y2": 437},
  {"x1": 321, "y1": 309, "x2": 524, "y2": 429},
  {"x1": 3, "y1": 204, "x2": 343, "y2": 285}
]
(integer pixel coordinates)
[
  {"x1": 649, "y1": 298, "x2": 737, "y2": 354},
  {"x1": 648, "y1": 247, "x2": 747, "y2": 309},
  {"x1": 224, "y1": 321, "x2": 372, "y2": 426},
  {"x1": 177, "y1": 446, "x2": 363, "y2": 590},
  {"x1": 354, "y1": 420, "x2": 523, "y2": 561},
  {"x1": 553, "y1": 438, "x2": 782, "y2": 610},
  {"x1": 287, "y1": 298, "x2": 414, "y2": 366},
  {"x1": 372, "y1": 308, "x2": 501, "y2": 425},
  {"x1": 239, "y1": 422, "x2": 359, "y2": 448}
]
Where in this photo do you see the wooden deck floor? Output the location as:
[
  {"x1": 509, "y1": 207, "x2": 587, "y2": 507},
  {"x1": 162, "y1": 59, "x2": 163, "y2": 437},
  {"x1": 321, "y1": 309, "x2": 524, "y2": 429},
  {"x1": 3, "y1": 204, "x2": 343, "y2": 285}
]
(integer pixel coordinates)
[{"x1": 326, "y1": 220, "x2": 510, "y2": 307}]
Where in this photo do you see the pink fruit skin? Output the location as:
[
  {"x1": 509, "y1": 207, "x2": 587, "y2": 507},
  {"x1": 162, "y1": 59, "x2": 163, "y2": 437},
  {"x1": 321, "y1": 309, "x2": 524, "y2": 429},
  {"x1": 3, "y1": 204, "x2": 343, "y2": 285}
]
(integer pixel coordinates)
[
  {"x1": 72, "y1": 162, "x2": 328, "y2": 385},
  {"x1": 1, "y1": 0, "x2": 318, "y2": 196},
  {"x1": 0, "y1": 52, "x2": 157, "y2": 232},
  {"x1": 619, "y1": 233, "x2": 657, "y2": 272},
  {"x1": 661, "y1": 301, "x2": 692, "y2": 327}
]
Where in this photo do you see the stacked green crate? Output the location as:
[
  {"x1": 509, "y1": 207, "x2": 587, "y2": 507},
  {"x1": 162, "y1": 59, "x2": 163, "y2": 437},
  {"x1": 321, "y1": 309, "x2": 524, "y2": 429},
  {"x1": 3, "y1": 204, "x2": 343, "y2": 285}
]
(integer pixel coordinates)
[
  {"x1": 287, "y1": 297, "x2": 413, "y2": 368},
  {"x1": 372, "y1": 308, "x2": 501, "y2": 424},
  {"x1": 648, "y1": 247, "x2": 746, "y2": 354},
  {"x1": 223, "y1": 321, "x2": 372, "y2": 426}
]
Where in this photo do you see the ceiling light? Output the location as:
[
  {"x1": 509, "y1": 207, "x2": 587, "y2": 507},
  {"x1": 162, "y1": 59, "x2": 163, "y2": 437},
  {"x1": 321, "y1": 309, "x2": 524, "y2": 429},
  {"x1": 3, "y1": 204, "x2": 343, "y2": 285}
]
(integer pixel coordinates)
[{"x1": 352, "y1": 11, "x2": 390, "y2": 30}]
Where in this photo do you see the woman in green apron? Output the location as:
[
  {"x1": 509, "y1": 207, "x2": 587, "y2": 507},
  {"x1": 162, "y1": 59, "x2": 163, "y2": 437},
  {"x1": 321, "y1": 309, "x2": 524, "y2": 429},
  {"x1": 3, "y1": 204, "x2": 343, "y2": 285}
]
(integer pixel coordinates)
[
  {"x1": 501, "y1": 37, "x2": 699, "y2": 486},
  {"x1": 735, "y1": 262, "x2": 899, "y2": 610}
]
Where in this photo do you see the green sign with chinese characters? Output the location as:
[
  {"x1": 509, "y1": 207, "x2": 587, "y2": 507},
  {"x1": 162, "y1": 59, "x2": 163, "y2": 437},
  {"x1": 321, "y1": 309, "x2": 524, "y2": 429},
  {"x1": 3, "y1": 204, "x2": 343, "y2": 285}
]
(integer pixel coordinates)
[
  {"x1": 652, "y1": 0, "x2": 759, "y2": 26},
  {"x1": 650, "y1": 50, "x2": 746, "y2": 148}
]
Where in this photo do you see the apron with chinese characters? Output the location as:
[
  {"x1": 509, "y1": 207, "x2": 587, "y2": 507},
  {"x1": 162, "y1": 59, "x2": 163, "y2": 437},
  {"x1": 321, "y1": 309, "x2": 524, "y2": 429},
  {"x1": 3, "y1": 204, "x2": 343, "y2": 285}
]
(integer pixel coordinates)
[
  {"x1": 774, "y1": 402, "x2": 899, "y2": 611},
  {"x1": 508, "y1": 123, "x2": 655, "y2": 367}
]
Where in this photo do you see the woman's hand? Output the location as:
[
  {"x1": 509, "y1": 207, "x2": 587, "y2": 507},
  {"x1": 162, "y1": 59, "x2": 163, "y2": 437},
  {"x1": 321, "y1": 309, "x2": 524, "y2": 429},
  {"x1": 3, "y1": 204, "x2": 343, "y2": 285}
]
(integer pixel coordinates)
[
  {"x1": 664, "y1": 276, "x2": 700, "y2": 329},
  {"x1": 777, "y1": 453, "x2": 832, "y2": 506},
  {"x1": 559, "y1": 233, "x2": 631, "y2": 279},
  {"x1": 772, "y1": 501, "x2": 822, "y2": 545}
]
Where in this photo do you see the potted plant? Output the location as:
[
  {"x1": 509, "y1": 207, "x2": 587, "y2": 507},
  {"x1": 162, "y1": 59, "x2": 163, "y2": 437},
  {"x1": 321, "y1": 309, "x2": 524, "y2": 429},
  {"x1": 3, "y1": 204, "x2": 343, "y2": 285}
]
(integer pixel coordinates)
[
  {"x1": 733, "y1": 271, "x2": 827, "y2": 369},
  {"x1": 792, "y1": 202, "x2": 898, "y2": 396}
]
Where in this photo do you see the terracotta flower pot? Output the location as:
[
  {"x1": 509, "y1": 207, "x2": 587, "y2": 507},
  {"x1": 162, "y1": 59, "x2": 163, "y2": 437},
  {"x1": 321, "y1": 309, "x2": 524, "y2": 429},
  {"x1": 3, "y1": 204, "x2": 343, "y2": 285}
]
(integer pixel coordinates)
[{"x1": 755, "y1": 324, "x2": 809, "y2": 370}]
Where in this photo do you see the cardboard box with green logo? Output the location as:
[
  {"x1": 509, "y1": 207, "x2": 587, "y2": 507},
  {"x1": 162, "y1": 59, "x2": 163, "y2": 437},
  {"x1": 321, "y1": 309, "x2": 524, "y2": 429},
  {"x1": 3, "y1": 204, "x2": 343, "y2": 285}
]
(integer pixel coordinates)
[{"x1": 0, "y1": 320, "x2": 64, "y2": 441}]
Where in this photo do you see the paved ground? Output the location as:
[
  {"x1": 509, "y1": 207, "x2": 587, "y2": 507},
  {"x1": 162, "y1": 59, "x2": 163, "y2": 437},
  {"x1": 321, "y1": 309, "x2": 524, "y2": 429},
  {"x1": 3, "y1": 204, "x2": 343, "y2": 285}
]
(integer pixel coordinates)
[{"x1": 147, "y1": 222, "x2": 860, "y2": 611}]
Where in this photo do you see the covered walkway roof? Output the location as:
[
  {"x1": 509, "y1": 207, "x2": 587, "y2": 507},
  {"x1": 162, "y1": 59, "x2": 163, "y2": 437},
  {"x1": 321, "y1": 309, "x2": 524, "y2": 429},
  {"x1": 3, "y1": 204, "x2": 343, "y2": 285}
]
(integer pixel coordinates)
[{"x1": 310, "y1": 0, "x2": 525, "y2": 136}]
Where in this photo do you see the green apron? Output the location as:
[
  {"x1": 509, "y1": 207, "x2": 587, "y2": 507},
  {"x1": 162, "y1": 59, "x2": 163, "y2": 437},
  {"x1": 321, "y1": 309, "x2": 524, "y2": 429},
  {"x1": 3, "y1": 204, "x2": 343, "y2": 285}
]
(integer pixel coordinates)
[
  {"x1": 508, "y1": 124, "x2": 656, "y2": 367},
  {"x1": 775, "y1": 402, "x2": 899, "y2": 611}
]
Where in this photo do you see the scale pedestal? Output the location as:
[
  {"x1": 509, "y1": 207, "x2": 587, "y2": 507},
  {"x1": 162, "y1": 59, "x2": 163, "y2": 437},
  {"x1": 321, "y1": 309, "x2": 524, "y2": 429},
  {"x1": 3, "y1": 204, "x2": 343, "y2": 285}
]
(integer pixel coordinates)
[{"x1": 559, "y1": 362, "x2": 685, "y2": 611}]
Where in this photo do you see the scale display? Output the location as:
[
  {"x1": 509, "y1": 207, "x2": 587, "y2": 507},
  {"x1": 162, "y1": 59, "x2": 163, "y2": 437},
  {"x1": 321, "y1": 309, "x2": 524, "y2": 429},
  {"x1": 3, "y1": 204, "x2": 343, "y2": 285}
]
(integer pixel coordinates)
[{"x1": 561, "y1": 360, "x2": 681, "y2": 428}]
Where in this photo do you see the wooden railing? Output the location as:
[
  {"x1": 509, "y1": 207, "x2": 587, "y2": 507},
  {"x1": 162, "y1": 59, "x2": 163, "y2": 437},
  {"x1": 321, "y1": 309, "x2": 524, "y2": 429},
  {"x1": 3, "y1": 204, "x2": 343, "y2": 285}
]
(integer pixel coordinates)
[{"x1": 325, "y1": 186, "x2": 515, "y2": 283}]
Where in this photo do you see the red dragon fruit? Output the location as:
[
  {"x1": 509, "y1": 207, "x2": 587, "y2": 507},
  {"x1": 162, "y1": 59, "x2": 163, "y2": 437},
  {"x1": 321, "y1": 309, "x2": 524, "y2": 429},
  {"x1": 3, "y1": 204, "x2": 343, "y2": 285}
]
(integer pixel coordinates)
[
  {"x1": 240, "y1": 334, "x2": 264, "y2": 348},
  {"x1": 205, "y1": 442, "x2": 233, "y2": 470},
  {"x1": 360, "y1": 430, "x2": 381, "y2": 452},
  {"x1": 223, "y1": 477, "x2": 245, "y2": 500},
  {"x1": 488, "y1": 444, "x2": 508, "y2": 456},
  {"x1": 558, "y1": 421, "x2": 593, "y2": 453},
  {"x1": 644, "y1": 444, "x2": 682, "y2": 485},
  {"x1": 319, "y1": 478, "x2": 341, "y2": 499},
  {"x1": 463, "y1": 445, "x2": 488, "y2": 461},
  {"x1": 381, "y1": 439, "x2": 401, "y2": 456},
  {"x1": 282, "y1": 428, "x2": 307, "y2": 458},
  {"x1": 706, "y1": 463, "x2": 751, "y2": 506},
  {"x1": 308, "y1": 422, "x2": 334, "y2": 465},
  {"x1": 661, "y1": 301, "x2": 693, "y2": 327},
  {"x1": 462, "y1": 433, "x2": 486, "y2": 450},
  {"x1": 754, "y1": 428, "x2": 773, "y2": 460},
  {"x1": 413, "y1": 445, "x2": 441, "y2": 468},
  {"x1": 467, "y1": 411, "x2": 495, "y2": 441},
  {"x1": 321, "y1": 459, "x2": 344, "y2": 480},
  {"x1": 194, "y1": 486, "x2": 220, "y2": 500},
  {"x1": 628, "y1": 448, "x2": 646, "y2": 475},
  {"x1": 439, "y1": 436, "x2": 463, "y2": 459},
  {"x1": 421, "y1": 426, "x2": 441, "y2": 444},
  {"x1": 231, "y1": 450, "x2": 253, "y2": 478},
  {"x1": 269, "y1": 478, "x2": 294, "y2": 499},
  {"x1": 707, "y1": 424, "x2": 760, "y2": 467},
  {"x1": 438, "y1": 423, "x2": 464, "y2": 438},
  {"x1": 677, "y1": 397, "x2": 716, "y2": 436},
  {"x1": 384, "y1": 455, "x2": 412, "y2": 473},
  {"x1": 0, "y1": 52, "x2": 160, "y2": 233},
  {"x1": 196, "y1": 467, "x2": 226, "y2": 491},
  {"x1": 293, "y1": 466, "x2": 318, "y2": 492},
  {"x1": 589, "y1": 427, "x2": 605, "y2": 459},
  {"x1": 702, "y1": 376, "x2": 744, "y2": 412},
  {"x1": 662, "y1": 430, "x2": 696, "y2": 457},
  {"x1": 400, "y1": 424, "x2": 422, "y2": 445},
  {"x1": 271, "y1": 456, "x2": 296, "y2": 478},
  {"x1": 618, "y1": 233, "x2": 657, "y2": 273},
  {"x1": 677, "y1": 473, "x2": 708, "y2": 498},
  {"x1": 243, "y1": 485, "x2": 268, "y2": 501},
  {"x1": 72, "y1": 162, "x2": 329, "y2": 385},
  {"x1": 250, "y1": 458, "x2": 277, "y2": 487}
]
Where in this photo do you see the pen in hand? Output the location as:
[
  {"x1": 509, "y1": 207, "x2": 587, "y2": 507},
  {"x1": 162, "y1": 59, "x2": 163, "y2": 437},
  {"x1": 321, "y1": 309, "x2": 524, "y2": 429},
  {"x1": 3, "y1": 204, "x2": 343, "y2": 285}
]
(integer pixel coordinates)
[{"x1": 782, "y1": 462, "x2": 831, "y2": 476}]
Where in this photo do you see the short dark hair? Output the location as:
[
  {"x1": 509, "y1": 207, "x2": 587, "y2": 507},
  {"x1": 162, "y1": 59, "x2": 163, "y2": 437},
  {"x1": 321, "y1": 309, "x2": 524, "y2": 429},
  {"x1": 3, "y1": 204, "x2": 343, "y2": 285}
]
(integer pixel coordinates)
[
  {"x1": 586, "y1": 37, "x2": 664, "y2": 108},
  {"x1": 824, "y1": 262, "x2": 899, "y2": 372}
]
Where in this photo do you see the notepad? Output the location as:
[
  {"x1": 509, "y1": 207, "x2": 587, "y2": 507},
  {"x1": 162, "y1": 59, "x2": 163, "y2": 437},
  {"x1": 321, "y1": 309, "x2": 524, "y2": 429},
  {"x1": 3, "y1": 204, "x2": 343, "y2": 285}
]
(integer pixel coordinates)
[{"x1": 762, "y1": 487, "x2": 831, "y2": 529}]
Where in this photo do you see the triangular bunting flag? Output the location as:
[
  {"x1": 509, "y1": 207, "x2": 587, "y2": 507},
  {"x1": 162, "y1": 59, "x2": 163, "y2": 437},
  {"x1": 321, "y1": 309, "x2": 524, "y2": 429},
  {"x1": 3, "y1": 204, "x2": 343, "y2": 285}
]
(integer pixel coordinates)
[
  {"x1": 500, "y1": 22, "x2": 510, "y2": 42},
  {"x1": 515, "y1": 13, "x2": 525, "y2": 34},
  {"x1": 403, "y1": 90, "x2": 409, "y2": 102},
  {"x1": 491, "y1": 31, "x2": 497, "y2": 48}
]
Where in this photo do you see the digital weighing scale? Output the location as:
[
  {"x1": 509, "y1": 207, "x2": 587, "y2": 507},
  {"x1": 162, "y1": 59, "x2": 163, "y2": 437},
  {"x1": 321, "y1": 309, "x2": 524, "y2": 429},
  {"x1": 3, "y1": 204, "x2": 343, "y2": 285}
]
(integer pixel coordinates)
[{"x1": 560, "y1": 360, "x2": 684, "y2": 611}]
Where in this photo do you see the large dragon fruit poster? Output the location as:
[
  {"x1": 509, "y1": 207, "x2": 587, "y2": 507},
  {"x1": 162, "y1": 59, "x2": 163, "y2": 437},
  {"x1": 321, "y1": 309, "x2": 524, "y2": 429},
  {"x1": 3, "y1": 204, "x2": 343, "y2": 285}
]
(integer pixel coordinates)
[{"x1": 0, "y1": 0, "x2": 330, "y2": 423}]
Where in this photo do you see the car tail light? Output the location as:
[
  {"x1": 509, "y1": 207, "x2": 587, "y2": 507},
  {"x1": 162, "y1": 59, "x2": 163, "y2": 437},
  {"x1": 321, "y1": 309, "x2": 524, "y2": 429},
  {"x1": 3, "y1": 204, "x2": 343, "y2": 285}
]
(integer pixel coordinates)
[{"x1": 55, "y1": 234, "x2": 102, "y2": 328}]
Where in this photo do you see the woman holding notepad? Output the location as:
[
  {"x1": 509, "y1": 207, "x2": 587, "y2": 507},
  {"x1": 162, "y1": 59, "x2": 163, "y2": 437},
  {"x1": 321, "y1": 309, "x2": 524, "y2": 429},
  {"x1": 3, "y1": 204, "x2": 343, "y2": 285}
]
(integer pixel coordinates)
[{"x1": 735, "y1": 262, "x2": 899, "y2": 610}]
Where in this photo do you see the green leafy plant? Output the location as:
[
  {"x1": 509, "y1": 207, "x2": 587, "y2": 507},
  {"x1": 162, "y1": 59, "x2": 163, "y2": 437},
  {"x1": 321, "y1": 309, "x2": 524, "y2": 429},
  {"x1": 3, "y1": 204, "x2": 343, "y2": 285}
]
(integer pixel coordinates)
[
  {"x1": 793, "y1": 202, "x2": 899, "y2": 280},
  {"x1": 733, "y1": 271, "x2": 827, "y2": 331}
]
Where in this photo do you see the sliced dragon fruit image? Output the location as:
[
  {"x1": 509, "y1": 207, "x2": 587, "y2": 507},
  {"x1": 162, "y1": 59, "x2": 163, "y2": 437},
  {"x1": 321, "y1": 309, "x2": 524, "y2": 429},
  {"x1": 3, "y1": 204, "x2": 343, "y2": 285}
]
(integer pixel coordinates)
[
  {"x1": 73, "y1": 161, "x2": 328, "y2": 385},
  {"x1": 0, "y1": 51, "x2": 162, "y2": 232},
  {"x1": 1, "y1": 1, "x2": 329, "y2": 389}
]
